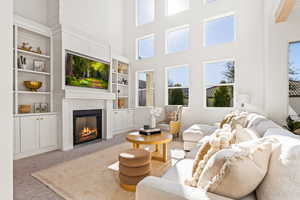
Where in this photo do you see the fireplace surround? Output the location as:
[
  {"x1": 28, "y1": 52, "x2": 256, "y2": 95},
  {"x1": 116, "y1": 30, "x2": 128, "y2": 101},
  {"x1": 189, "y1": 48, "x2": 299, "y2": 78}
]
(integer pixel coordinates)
[{"x1": 73, "y1": 109, "x2": 102, "y2": 145}]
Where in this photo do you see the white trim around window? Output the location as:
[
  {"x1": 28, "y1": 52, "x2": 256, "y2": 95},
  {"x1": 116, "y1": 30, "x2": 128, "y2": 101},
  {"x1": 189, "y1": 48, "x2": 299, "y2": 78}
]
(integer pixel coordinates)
[
  {"x1": 136, "y1": 33, "x2": 155, "y2": 60},
  {"x1": 165, "y1": 24, "x2": 190, "y2": 55},
  {"x1": 165, "y1": 64, "x2": 190, "y2": 106},
  {"x1": 203, "y1": 58, "x2": 236, "y2": 109},
  {"x1": 136, "y1": 69, "x2": 155, "y2": 108},
  {"x1": 203, "y1": 12, "x2": 236, "y2": 47}
]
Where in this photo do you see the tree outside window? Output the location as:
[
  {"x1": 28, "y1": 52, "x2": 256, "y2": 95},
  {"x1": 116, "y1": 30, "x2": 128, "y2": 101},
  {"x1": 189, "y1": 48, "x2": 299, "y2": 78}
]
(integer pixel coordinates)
[
  {"x1": 205, "y1": 60, "x2": 235, "y2": 107},
  {"x1": 167, "y1": 66, "x2": 189, "y2": 106}
]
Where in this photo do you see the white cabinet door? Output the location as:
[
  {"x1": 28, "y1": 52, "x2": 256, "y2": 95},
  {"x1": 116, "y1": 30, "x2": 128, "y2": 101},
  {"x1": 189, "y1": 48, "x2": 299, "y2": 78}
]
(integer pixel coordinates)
[
  {"x1": 127, "y1": 110, "x2": 134, "y2": 129},
  {"x1": 20, "y1": 116, "x2": 39, "y2": 152},
  {"x1": 39, "y1": 115, "x2": 57, "y2": 148},
  {"x1": 112, "y1": 111, "x2": 119, "y2": 131},
  {"x1": 14, "y1": 117, "x2": 21, "y2": 154}
]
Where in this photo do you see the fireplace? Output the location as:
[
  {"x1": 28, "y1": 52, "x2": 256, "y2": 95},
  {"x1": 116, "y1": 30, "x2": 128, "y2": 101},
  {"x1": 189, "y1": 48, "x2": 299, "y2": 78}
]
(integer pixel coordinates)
[{"x1": 73, "y1": 109, "x2": 102, "y2": 145}]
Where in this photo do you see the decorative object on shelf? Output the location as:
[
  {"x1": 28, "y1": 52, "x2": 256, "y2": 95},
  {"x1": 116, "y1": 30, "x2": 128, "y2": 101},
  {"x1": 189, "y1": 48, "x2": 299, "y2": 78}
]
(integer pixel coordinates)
[
  {"x1": 24, "y1": 81, "x2": 42, "y2": 92},
  {"x1": 18, "y1": 42, "x2": 32, "y2": 52},
  {"x1": 17, "y1": 55, "x2": 27, "y2": 69},
  {"x1": 35, "y1": 47, "x2": 42, "y2": 54},
  {"x1": 33, "y1": 60, "x2": 45, "y2": 72},
  {"x1": 34, "y1": 103, "x2": 41, "y2": 113},
  {"x1": 19, "y1": 105, "x2": 31, "y2": 114},
  {"x1": 286, "y1": 116, "x2": 300, "y2": 135},
  {"x1": 40, "y1": 103, "x2": 48, "y2": 113},
  {"x1": 118, "y1": 98, "x2": 125, "y2": 109},
  {"x1": 150, "y1": 107, "x2": 162, "y2": 129}
]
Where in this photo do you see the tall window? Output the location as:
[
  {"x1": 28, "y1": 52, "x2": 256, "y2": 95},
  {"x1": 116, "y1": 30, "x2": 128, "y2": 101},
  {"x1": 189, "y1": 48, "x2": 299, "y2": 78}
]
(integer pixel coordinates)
[
  {"x1": 204, "y1": 14, "x2": 235, "y2": 46},
  {"x1": 137, "y1": 0, "x2": 155, "y2": 26},
  {"x1": 166, "y1": 0, "x2": 189, "y2": 16},
  {"x1": 137, "y1": 34, "x2": 155, "y2": 60},
  {"x1": 166, "y1": 25, "x2": 189, "y2": 54},
  {"x1": 137, "y1": 71, "x2": 154, "y2": 107},
  {"x1": 288, "y1": 42, "x2": 300, "y2": 114},
  {"x1": 166, "y1": 66, "x2": 189, "y2": 106},
  {"x1": 204, "y1": 60, "x2": 235, "y2": 108}
]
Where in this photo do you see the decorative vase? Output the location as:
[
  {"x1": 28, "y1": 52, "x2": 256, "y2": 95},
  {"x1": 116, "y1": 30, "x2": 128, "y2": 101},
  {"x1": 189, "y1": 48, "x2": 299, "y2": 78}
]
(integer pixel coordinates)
[{"x1": 151, "y1": 115, "x2": 156, "y2": 129}]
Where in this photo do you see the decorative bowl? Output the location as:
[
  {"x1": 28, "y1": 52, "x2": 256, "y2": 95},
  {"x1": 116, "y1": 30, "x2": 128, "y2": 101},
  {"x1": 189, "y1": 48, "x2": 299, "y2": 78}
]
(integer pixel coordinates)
[
  {"x1": 19, "y1": 105, "x2": 31, "y2": 113},
  {"x1": 24, "y1": 81, "x2": 42, "y2": 92}
]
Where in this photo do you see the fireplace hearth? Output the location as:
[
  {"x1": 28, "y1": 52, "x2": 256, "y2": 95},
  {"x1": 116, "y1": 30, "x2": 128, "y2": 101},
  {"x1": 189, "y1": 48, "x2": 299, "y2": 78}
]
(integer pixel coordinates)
[{"x1": 73, "y1": 109, "x2": 102, "y2": 145}]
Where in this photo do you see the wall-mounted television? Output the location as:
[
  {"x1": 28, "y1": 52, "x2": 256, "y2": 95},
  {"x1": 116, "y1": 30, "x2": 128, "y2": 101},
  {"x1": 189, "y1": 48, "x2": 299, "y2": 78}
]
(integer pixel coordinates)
[{"x1": 65, "y1": 52, "x2": 110, "y2": 89}]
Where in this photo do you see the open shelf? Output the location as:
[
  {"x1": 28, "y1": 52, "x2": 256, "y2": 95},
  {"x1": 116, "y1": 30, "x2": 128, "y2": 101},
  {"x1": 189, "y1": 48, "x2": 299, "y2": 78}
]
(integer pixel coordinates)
[
  {"x1": 15, "y1": 91, "x2": 51, "y2": 95},
  {"x1": 16, "y1": 68, "x2": 50, "y2": 76},
  {"x1": 17, "y1": 49, "x2": 50, "y2": 59},
  {"x1": 14, "y1": 112, "x2": 57, "y2": 117}
]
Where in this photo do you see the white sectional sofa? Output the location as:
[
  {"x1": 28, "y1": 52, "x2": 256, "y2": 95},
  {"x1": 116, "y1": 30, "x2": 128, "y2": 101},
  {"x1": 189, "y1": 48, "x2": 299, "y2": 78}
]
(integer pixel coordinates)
[{"x1": 136, "y1": 113, "x2": 300, "y2": 200}]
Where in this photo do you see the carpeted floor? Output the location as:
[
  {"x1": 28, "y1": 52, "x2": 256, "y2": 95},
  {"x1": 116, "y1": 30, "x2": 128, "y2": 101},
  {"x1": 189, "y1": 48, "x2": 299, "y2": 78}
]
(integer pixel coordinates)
[{"x1": 14, "y1": 133, "x2": 127, "y2": 200}]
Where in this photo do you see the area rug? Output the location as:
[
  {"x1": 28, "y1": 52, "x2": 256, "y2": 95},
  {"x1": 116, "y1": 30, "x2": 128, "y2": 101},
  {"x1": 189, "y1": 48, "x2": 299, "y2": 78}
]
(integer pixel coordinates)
[{"x1": 32, "y1": 141, "x2": 184, "y2": 200}]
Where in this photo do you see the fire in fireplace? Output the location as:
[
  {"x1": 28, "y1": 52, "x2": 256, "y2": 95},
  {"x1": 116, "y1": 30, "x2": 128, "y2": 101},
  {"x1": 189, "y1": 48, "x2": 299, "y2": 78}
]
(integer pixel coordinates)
[{"x1": 73, "y1": 109, "x2": 102, "y2": 145}]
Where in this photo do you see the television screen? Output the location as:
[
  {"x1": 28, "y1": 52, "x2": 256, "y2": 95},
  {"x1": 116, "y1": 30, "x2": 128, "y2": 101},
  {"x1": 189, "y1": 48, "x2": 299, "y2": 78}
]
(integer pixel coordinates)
[{"x1": 65, "y1": 52, "x2": 110, "y2": 89}]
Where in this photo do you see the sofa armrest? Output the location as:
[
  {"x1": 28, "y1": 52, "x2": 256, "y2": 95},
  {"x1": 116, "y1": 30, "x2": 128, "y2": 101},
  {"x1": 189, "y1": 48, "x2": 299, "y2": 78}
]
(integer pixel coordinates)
[{"x1": 136, "y1": 176, "x2": 233, "y2": 200}]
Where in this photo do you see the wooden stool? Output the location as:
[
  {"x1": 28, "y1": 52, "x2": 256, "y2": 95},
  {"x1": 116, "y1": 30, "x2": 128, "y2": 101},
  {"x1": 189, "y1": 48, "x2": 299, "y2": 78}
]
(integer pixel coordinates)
[{"x1": 119, "y1": 149, "x2": 151, "y2": 192}]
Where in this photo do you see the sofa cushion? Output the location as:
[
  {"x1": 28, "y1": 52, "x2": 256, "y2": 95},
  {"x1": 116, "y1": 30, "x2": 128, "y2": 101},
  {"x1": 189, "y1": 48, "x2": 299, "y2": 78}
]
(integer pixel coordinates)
[
  {"x1": 198, "y1": 138, "x2": 274, "y2": 199},
  {"x1": 183, "y1": 124, "x2": 218, "y2": 142},
  {"x1": 256, "y1": 134, "x2": 300, "y2": 200},
  {"x1": 246, "y1": 113, "x2": 280, "y2": 137},
  {"x1": 264, "y1": 127, "x2": 299, "y2": 139},
  {"x1": 233, "y1": 127, "x2": 260, "y2": 143},
  {"x1": 162, "y1": 159, "x2": 193, "y2": 184}
]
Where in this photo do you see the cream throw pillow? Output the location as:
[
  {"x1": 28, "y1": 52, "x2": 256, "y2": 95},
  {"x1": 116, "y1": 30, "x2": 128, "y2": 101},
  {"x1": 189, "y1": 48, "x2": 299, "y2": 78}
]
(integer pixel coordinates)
[
  {"x1": 197, "y1": 138, "x2": 275, "y2": 199},
  {"x1": 185, "y1": 127, "x2": 236, "y2": 187},
  {"x1": 233, "y1": 127, "x2": 260, "y2": 143}
]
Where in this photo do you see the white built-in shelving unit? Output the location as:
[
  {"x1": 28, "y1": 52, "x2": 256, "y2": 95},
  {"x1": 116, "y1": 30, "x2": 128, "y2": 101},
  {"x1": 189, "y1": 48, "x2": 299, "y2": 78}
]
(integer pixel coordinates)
[
  {"x1": 111, "y1": 56, "x2": 130, "y2": 110},
  {"x1": 13, "y1": 17, "x2": 54, "y2": 116}
]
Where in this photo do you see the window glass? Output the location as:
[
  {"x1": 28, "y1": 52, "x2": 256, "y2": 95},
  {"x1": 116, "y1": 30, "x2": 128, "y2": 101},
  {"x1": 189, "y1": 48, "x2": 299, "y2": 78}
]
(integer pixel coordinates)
[
  {"x1": 138, "y1": 71, "x2": 154, "y2": 106},
  {"x1": 167, "y1": 66, "x2": 189, "y2": 106},
  {"x1": 166, "y1": 26, "x2": 189, "y2": 54},
  {"x1": 137, "y1": 0, "x2": 155, "y2": 25},
  {"x1": 167, "y1": 0, "x2": 189, "y2": 16},
  {"x1": 205, "y1": 15, "x2": 235, "y2": 46},
  {"x1": 137, "y1": 35, "x2": 154, "y2": 60},
  {"x1": 205, "y1": 60, "x2": 235, "y2": 107}
]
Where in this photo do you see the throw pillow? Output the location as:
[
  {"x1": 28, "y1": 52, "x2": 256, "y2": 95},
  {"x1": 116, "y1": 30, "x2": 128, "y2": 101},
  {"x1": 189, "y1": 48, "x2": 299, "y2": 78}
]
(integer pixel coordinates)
[
  {"x1": 165, "y1": 111, "x2": 177, "y2": 123},
  {"x1": 197, "y1": 138, "x2": 275, "y2": 199},
  {"x1": 256, "y1": 135, "x2": 300, "y2": 200},
  {"x1": 233, "y1": 127, "x2": 260, "y2": 143},
  {"x1": 185, "y1": 127, "x2": 236, "y2": 187}
]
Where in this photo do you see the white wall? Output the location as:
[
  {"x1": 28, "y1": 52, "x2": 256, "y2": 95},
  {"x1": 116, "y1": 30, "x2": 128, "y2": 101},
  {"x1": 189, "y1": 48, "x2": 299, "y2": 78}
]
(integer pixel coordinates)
[
  {"x1": 265, "y1": 2, "x2": 300, "y2": 124},
  {"x1": 14, "y1": 0, "x2": 124, "y2": 55},
  {"x1": 0, "y1": 0, "x2": 13, "y2": 199},
  {"x1": 124, "y1": 0, "x2": 266, "y2": 128},
  {"x1": 60, "y1": 0, "x2": 124, "y2": 55},
  {"x1": 14, "y1": 0, "x2": 49, "y2": 26}
]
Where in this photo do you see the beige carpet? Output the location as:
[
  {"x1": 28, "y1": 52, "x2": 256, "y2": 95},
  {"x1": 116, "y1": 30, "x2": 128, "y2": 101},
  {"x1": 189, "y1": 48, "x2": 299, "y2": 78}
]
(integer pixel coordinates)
[{"x1": 32, "y1": 141, "x2": 184, "y2": 200}]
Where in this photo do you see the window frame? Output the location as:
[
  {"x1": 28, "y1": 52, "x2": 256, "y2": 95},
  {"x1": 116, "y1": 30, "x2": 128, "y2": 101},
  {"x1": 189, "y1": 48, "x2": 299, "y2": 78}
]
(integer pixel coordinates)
[
  {"x1": 135, "y1": 0, "x2": 155, "y2": 26},
  {"x1": 136, "y1": 33, "x2": 155, "y2": 60},
  {"x1": 165, "y1": 64, "x2": 190, "y2": 106},
  {"x1": 165, "y1": 24, "x2": 190, "y2": 55},
  {"x1": 136, "y1": 70, "x2": 155, "y2": 108},
  {"x1": 165, "y1": 0, "x2": 190, "y2": 16},
  {"x1": 203, "y1": 12, "x2": 236, "y2": 47},
  {"x1": 203, "y1": 58, "x2": 236, "y2": 109}
]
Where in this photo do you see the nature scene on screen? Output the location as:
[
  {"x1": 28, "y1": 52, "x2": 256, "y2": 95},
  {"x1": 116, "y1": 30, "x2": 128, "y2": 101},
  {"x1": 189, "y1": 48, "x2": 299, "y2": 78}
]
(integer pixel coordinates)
[{"x1": 65, "y1": 53, "x2": 110, "y2": 89}]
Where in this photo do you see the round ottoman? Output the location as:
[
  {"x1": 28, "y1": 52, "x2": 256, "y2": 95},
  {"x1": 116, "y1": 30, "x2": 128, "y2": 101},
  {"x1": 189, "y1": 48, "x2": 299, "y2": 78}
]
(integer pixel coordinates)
[{"x1": 119, "y1": 149, "x2": 151, "y2": 192}]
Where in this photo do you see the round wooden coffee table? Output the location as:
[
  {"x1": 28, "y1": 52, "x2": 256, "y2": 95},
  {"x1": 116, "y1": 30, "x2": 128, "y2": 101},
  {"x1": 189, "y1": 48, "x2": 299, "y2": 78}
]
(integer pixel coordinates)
[{"x1": 126, "y1": 131, "x2": 173, "y2": 162}]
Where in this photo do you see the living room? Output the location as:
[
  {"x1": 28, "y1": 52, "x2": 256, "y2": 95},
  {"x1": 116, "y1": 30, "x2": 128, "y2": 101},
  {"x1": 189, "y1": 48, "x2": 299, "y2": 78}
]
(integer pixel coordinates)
[{"x1": 1, "y1": 0, "x2": 300, "y2": 200}]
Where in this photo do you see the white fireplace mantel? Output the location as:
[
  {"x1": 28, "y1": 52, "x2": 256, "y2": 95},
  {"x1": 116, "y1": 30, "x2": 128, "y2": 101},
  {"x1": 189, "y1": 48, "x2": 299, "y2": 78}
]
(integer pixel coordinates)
[{"x1": 64, "y1": 87, "x2": 116, "y2": 100}]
